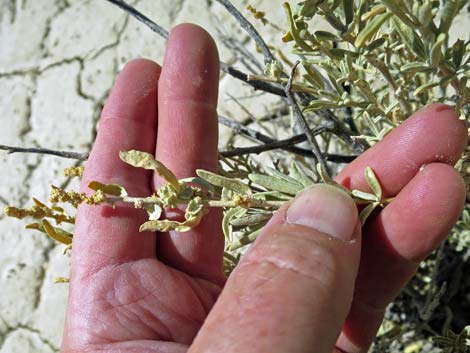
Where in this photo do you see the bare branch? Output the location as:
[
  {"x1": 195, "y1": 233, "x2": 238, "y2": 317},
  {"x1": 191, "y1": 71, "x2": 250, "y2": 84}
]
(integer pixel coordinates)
[
  {"x1": 220, "y1": 136, "x2": 356, "y2": 163},
  {"x1": 0, "y1": 145, "x2": 88, "y2": 160},
  {"x1": 284, "y1": 61, "x2": 329, "y2": 175},
  {"x1": 105, "y1": 0, "x2": 169, "y2": 39},
  {"x1": 220, "y1": 63, "x2": 286, "y2": 97},
  {"x1": 1, "y1": 115, "x2": 343, "y2": 164},
  {"x1": 218, "y1": 115, "x2": 338, "y2": 160},
  {"x1": 214, "y1": 0, "x2": 276, "y2": 65}
]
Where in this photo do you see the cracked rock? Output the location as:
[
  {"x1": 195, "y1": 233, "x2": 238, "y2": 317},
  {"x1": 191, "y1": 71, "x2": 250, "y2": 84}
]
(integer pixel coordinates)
[
  {"x1": 30, "y1": 61, "x2": 94, "y2": 150},
  {"x1": 0, "y1": 328, "x2": 55, "y2": 353}
]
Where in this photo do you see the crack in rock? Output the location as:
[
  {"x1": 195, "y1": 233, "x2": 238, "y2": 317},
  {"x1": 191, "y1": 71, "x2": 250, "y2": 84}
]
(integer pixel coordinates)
[
  {"x1": 30, "y1": 240, "x2": 55, "y2": 313},
  {"x1": 0, "y1": 323, "x2": 58, "y2": 352}
]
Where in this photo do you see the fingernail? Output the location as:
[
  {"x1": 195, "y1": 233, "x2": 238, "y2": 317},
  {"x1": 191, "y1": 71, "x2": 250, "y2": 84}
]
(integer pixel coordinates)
[{"x1": 286, "y1": 184, "x2": 358, "y2": 241}]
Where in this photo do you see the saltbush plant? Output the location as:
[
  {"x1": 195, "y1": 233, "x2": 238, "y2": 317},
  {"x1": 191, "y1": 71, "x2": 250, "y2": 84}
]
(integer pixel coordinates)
[{"x1": 2, "y1": 0, "x2": 470, "y2": 351}]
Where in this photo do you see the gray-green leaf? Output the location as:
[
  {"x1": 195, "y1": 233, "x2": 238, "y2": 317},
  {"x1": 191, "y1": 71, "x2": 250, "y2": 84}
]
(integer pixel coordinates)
[
  {"x1": 365, "y1": 167, "x2": 383, "y2": 200},
  {"x1": 248, "y1": 173, "x2": 303, "y2": 195},
  {"x1": 355, "y1": 12, "x2": 391, "y2": 48},
  {"x1": 196, "y1": 169, "x2": 251, "y2": 196},
  {"x1": 360, "y1": 201, "x2": 380, "y2": 225}
]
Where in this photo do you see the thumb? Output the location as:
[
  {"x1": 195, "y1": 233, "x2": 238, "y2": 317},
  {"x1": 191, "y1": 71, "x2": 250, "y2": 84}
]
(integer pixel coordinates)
[{"x1": 189, "y1": 184, "x2": 361, "y2": 353}]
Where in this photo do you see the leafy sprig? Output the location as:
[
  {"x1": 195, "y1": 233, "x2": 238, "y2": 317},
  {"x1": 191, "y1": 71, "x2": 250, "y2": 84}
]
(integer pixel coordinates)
[{"x1": 4, "y1": 150, "x2": 388, "y2": 274}]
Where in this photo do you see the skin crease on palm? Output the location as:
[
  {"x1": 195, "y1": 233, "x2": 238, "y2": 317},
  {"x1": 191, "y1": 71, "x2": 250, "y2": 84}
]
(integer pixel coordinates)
[{"x1": 61, "y1": 24, "x2": 467, "y2": 353}]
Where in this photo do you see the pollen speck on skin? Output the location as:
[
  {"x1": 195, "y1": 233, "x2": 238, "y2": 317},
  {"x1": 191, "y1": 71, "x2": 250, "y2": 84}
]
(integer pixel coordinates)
[{"x1": 192, "y1": 76, "x2": 203, "y2": 87}]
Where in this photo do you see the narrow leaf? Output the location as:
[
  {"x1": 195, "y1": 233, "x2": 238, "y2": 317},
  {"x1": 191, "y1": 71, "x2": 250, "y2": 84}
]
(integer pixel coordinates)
[
  {"x1": 365, "y1": 167, "x2": 383, "y2": 200},
  {"x1": 439, "y1": 0, "x2": 462, "y2": 34},
  {"x1": 391, "y1": 17, "x2": 426, "y2": 59},
  {"x1": 355, "y1": 13, "x2": 391, "y2": 48},
  {"x1": 179, "y1": 177, "x2": 215, "y2": 194},
  {"x1": 253, "y1": 191, "x2": 292, "y2": 201},
  {"x1": 290, "y1": 162, "x2": 314, "y2": 187},
  {"x1": 452, "y1": 39, "x2": 465, "y2": 67},
  {"x1": 222, "y1": 207, "x2": 247, "y2": 241},
  {"x1": 430, "y1": 33, "x2": 447, "y2": 67},
  {"x1": 342, "y1": 0, "x2": 354, "y2": 26},
  {"x1": 360, "y1": 202, "x2": 379, "y2": 225},
  {"x1": 414, "y1": 82, "x2": 440, "y2": 96},
  {"x1": 248, "y1": 173, "x2": 303, "y2": 195},
  {"x1": 304, "y1": 100, "x2": 340, "y2": 112},
  {"x1": 317, "y1": 163, "x2": 333, "y2": 184},
  {"x1": 381, "y1": 0, "x2": 417, "y2": 27},
  {"x1": 196, "y1": 169, "x2": 251, "y2": 195},
  {"x1": 365, "y1": 37, "x2": 386, "y2": 51},
  {"x1": 230, "y1": 213, "x2": 272, "y2": 227},
  {"x1": 351, "y1": 189, "x2": 378, "y2": 202},
  {"x1": 401, "y1": 62, "x2": 430, "y2": 74},
  {"x1": 266, "y1": 167, "x2": 304, "y2": 187},
  {"x1": 229, "y1": 228, "x2": 263, "y2": 251},
  {"x1": 27, "y1": 220, "x2": 73, "y2": 245}
]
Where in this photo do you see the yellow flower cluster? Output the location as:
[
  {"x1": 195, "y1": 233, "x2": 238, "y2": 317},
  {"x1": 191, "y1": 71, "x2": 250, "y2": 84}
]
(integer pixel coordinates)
[
  {"x1": 49, "y1": 186, "x2": 106, "y2": 208},
  {"x1": 63, "y1": 165, "x2": 85, "y2": 177}
]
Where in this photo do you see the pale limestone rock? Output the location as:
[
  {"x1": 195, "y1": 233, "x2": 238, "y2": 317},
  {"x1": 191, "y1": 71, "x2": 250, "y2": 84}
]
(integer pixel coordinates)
[
  {"x1": 0, "y1": 218, "x2": 51, "y2": 328},
  {"x1": 80, "y1": 47, "x2": 117, "y2": 101},
  {"x1": 0, "y1": 0, "x2": 61, "y2": 72},
  {"x1": 29, "y1": 246, "x2": 70, "y2": 349},
  {"x1": 0, "y1": 328, "x2": 55, "y2": 353},
  {"x1": 30, "y1": 61, "x2": 94, "y2": 150},
  {"x1": 43, "y1": 1, "x2": 127, "y2": 65}
]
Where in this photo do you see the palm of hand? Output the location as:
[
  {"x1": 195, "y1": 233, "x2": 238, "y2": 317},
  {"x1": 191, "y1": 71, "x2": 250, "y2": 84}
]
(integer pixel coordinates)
[
  {"x1": 65, "y1": 257, "x2": 220, "y2": 352},
  {"x1": 62, "y1": 25, "x2": 466, "y2": 353}
]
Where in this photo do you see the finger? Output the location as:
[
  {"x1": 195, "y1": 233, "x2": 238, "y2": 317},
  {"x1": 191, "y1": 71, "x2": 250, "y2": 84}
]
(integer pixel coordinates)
[
  {"x1": 336, "y1": 163, "x2": 466, "y2": 353},
  {"x1": 189, "y1": 185, "x2": 361, "y2": 353},
  {"x1": 73, "y1": 59, "x2": 161, "y2": 274},
  {"x1": 155, "y1": 24, "x2": 223, "y2": 283},
  {"x1": 336, "y1": 103, "x2": 467, "y2": 196}
]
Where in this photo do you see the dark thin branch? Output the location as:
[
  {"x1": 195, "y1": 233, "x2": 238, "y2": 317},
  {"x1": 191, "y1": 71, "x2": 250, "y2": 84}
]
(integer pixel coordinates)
[
  {"x1": 284, "y1": 61, "x2": 329, "y2": 175},
  {"x1": 218, "y1": 115, "x2": 338, "y2": 159},
  {"x1": 216, "y1": 24, "x2": 263, "y2": 74},
  {"x1": 105, "y1": 0, "x2": 169, "y2": 39},
  {"x1": 219, "y1": 63, "x2": 286, "y2": 97},
  {"x1": 0, "y1": 145, "x2": 89, "y2": 160},
  {"x1": 221, "y1": 134, "x2": 308, "y2": 157},
  {"x1": 0, "y1": 119, "x2": 356, "y2": 165},
  {"x1": 214, "y1": 0, "x2": 275, "y2": 65},
  {"x1": 220, "y1": 136, "x2": 356, "y2": 163}
]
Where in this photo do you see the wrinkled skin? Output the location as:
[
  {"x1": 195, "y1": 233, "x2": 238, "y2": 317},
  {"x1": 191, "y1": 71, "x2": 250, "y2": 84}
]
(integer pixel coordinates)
[{"x1": 62, "y1": 24, "x2": 467, "y2": 353}]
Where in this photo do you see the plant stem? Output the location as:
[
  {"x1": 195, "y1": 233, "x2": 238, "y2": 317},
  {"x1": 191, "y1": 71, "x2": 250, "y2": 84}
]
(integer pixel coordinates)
[
  {"x1": 214, "y1": 0, "x2": 277, "y2": 66},
  {"x1": 0, "y1": 145, "x2": 89, "y2": 160},
  {"x1": 247, "y1": 74, "x2": 318, "y2": 94},
  {"x1": 284, "y1": 62, "x2": 330, "y2": 176},
  {"x1": 105, "y1": 0, "x2": 169, "y2": 39}
]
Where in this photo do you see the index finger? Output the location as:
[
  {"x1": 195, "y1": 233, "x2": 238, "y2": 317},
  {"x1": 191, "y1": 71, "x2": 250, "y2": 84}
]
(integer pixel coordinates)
[{"x1": 72, "y1": 59, "x2": 161, "y2": 276}]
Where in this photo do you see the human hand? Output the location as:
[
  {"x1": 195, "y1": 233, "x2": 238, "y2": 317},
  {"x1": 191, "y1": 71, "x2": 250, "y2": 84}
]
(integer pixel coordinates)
[{"x1": 61, "y1": 24, "x2": 467, "y2": 353}]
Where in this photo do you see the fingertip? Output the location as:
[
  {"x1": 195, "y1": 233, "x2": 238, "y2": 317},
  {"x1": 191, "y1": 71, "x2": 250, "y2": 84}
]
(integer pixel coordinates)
[
  {"x1": 102, "y1": 58, "x2": 161, "y2": 122},
  {"x1": 162, "y1": 23, "x2": 220, "y2": 105},
  {"x1": 380, "y1": 162, "x2": 465, "y2": 262},
  {"x1": 407, "y1": 103, "x2": 467, "y2": 164}
]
